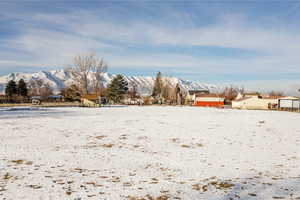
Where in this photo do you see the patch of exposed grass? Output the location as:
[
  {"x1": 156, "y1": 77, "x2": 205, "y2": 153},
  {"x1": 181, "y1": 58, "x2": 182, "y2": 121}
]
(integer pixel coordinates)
[
  {"x1": 102, "y1": 143, "x2": 114, "y2": 148},
  {"x1": 28, "y1": 184, "x2": 42, "y2": 189},
  {"x1": 3, "y1": 172, "x2": 12, "y2": 180},
  {"x1": 95, "y1": 135, "x2": 107, "y2": 140},
  {"x1": 181, "y1": 144, "x2": 190, "y2": 148}
]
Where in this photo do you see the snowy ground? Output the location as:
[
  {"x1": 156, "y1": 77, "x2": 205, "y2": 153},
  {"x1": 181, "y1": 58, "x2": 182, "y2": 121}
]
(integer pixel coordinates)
[{"x1": 0, "y1": 106, "x2": 299, "y2": 200}]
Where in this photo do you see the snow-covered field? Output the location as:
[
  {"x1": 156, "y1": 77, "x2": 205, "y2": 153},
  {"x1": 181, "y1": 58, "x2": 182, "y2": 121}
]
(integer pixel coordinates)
[{"x1": 0, "y1": 106, "x2": 299, "y2": 200}]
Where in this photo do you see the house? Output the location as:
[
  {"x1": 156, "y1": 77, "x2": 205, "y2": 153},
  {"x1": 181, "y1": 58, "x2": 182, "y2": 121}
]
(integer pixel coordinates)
[
  {"x1": 232, "y1": 95, "x2": 281, "y2": 110},
  {"x1": 82, "y1": 94, "x2": 100, "y2": 103},
  {"x1": 185, "y1": 89, "x2": 209, "y2": 105},
  {"x1": 262, "y1": 96, "x2": 281, "y2": 109},
  {"x1": 194, "y1": 94, "x2": 225, "y2": 107},
  {"x1": 278, "y1": 96, "x2": 300, "y2": 110},
  {"x1": 81, "y1": 94, "x2": 100, "y2": 107}
]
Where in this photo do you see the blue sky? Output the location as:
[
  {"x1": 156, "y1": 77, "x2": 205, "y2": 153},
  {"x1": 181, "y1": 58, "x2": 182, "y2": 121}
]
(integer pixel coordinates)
[{"x1": 0, "y1": 0, "x2": 300, "y2": 94}]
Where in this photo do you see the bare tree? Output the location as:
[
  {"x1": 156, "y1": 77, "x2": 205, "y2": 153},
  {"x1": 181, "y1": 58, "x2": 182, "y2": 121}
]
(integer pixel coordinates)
[
  {"x1": 174, "y1": 83, "x2": 183, "y2": 105},
  {"x1": 268, "y1": 90, "x2": 284, "y2": 97},
  {"x1": 219, "y1": 85, "x2": 244, "y2": 101},
  {"x1": 161, "y1": 78, "x2": 176, "y2": 104},
  {"x1": 67, "y1": 53, "x2": 108, "y2": 95},
  {"x1": 93, "y1": 58, "x2": 108, "y2": 95},
  {"x1": 27, "y1": 79, "x2": 53, "y2": 98},
  {"x1": 59, "y1": 84, "x2": 81, "y2": 101},
  {"x1": 128, "y1": 83, "x2": 139, "y2": 99},
  {"x1": 40, "y1": 83, "x2": 53, "y2": 98}
]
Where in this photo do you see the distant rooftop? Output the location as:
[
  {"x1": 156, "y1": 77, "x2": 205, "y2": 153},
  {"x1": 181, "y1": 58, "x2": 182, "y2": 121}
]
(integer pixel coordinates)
[{"x1": 188, "y1": 89, "x2": 209, "y2": 95}]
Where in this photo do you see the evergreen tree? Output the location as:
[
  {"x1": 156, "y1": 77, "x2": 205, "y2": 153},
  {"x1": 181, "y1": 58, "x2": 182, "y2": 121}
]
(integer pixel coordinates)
[
  {"x1": 107, "y1": 74, "x2": 128, "y2": 103},
  {"x1": 175, "y1": 83, "x2": 182, "y2": 105},
  {"x1": 17, "y1": 79, "x2": 28, "y2": 96},
  {"x1": 175, "y1": 83, "x2": 181, "y2": 94},
  {"x1": 5, "y1": 80, "x2": 17, "y2": 97},
  {"x1": 152, "y1": 71, "x2": 162, "y2": 97},
  {"x1": 60, "y1": 84, "x2": 81, "y2": 101}
]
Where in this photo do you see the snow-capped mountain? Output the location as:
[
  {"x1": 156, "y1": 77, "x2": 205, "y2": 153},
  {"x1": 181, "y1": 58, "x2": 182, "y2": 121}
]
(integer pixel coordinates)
[{"x1": 0, "y1": 69, "x2": 217, "y2": 95}]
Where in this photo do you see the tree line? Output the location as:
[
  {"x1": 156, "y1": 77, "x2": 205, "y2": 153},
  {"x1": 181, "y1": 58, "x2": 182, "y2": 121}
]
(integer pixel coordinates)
[
  {"x1": 3, "y1": 53, "x2": 290, "y2": 105},
  {"x1": 151, "y1": 71, "x2": 184, "y2": 105},
  {"x1": 64, "y1": 53, "x2": 185, "y2": 104},
  {"x1": 62, "y1": 53, "x2": 130, "y2": 103},
  {"x1": 2, "y1": 53, "x2": 132, "y2": 104},
  {"x1": 5, "y1": 79, "x2": 27, "y2": 97},
  {"x1": 4, "y1": 78, "x2": 54, "y2": 102}
]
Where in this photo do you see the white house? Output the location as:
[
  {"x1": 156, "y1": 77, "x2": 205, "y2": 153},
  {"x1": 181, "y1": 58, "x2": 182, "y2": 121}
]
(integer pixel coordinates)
[{"x1": 232, "y1": 95, "x2": 280, "y2": 110}]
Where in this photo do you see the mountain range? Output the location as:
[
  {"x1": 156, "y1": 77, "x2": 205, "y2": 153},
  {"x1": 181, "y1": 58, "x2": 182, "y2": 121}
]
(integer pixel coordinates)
[{"x1": 0, "y1": 70, "x2": 217, "y2": 95}]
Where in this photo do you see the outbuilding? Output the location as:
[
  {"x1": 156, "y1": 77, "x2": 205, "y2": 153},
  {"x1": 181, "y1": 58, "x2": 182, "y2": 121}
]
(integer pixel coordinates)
[
  {"x1": 278, "y1": 96, "x2": 300, "y2": 110},
  {"x1": 194, "y1": 94, "x2": 224, "y2": 107},
  {"x1": 185, "y1": 89, "x2": 210, "y2": 105},
  {"x1": 232, "y1": 95, "x2": 282, "y2": 110},
  {"x1": 31, "y1": 96, "x2": 42, "y2": 105},
  {"x1": 81, "y1": 94, "x2": 100, "y2": 107}
]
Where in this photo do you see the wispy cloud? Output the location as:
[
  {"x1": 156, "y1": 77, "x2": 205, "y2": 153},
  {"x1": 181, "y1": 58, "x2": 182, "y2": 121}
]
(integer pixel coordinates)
[{"x1": 0, "y1": 2, "x2": 299, "y2": 93}]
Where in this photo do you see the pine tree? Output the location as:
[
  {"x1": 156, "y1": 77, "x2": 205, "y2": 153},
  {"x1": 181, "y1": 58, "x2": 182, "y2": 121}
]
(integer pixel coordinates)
[
  {"x1": 175, "y1": 83, "x2": 182, "y2": 105},
  {"x1": 107, "y1": 74, "x2": 128, "y2": 103},
  {"x1": 5, "y1": 80, "x2": 17, "y2": 97},
  {"x1": 152, "y1": 71, "x2": 162, "y2": 97},
  {"x1": 17, "y1": 79, "x2": 28, "y2": 96},
  {"x1": 60, "y1": 84, "x2": 81, "y2": 101},
  {"x1": 175, "y1": 83, "x2": 181, "y2": 95}
]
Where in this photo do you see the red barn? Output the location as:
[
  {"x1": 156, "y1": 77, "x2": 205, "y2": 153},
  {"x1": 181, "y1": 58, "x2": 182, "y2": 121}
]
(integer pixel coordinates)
[{"x1": 195, "y1": 94, "x2": 225, "y2": 107}]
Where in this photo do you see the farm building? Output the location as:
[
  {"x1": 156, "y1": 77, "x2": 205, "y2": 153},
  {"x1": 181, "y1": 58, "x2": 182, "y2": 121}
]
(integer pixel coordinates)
[
  {"x1": 232, "y1": 95, "x2": 281, "y2": 110},
  {"x1": 31, "y1": 96, "x2": 42, "y2": 105},
  {"x1": 278, "y1": 96, "x2": 300, "y2": 110},
  {"x1": 81, "y1": 94, "x2": 100, "y2": 107},
  {"x1": 194, "y1": 94, "x2": 224, "y2": 107},
  {"x1": 185, "y1": 89, "x2": 209, "y2": 105}
]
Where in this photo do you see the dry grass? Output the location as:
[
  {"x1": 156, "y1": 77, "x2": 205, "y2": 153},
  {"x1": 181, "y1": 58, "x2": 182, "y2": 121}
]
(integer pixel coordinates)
[
  {"x1": 0, "y1": 103, "x2": 31, "y2": 107},
  {"x1": 102, "y1": 143, "x2": 114, "y2": 148},
  {"x1": 11, "y1": 159, "x2": 24, "y2": 164},
  {"x1": 10, "y1": 159, "x2": 33, "y2": 165},
  {"x1": 196, "y1": 143, "x2": 204, "y2": 147},
  {"x1": 0, "y1": 102, "x2": 80, "y2": 108},
  {"x1": 110, "y1": 176, "x2": 121, "y2": 183},
  {"x1": 127, "y1": 195, "x2": 170, "y2": 200},
  {"x1": 28, "y1": 184, "x2": 42, "y2": 189},
  {"x1": 3, "y1": 172, "x2": 12, "y2": 180},
  {"x1": 181, "y1": 144, "x2": 190, "y2": 148},
  {"x1": 95, "y1": 135, "x2": 107, "y2": 140},
  {"x1": 192, "y1": 180, "x2": 235, "y2": 192},
  {"x1": 210, "y1": 181, "x2": 235, "y2": 190}
]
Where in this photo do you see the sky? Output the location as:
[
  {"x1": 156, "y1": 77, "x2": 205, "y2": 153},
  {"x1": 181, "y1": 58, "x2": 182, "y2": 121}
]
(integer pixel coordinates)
[{"x1": 0, "y1": 0, "x2": 300, "y2": 94}]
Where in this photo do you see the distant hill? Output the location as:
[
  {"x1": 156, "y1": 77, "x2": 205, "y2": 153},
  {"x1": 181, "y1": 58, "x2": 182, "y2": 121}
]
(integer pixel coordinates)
[{"x1": 0, "y1": 69, "x2": 217, "y2": 95}]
